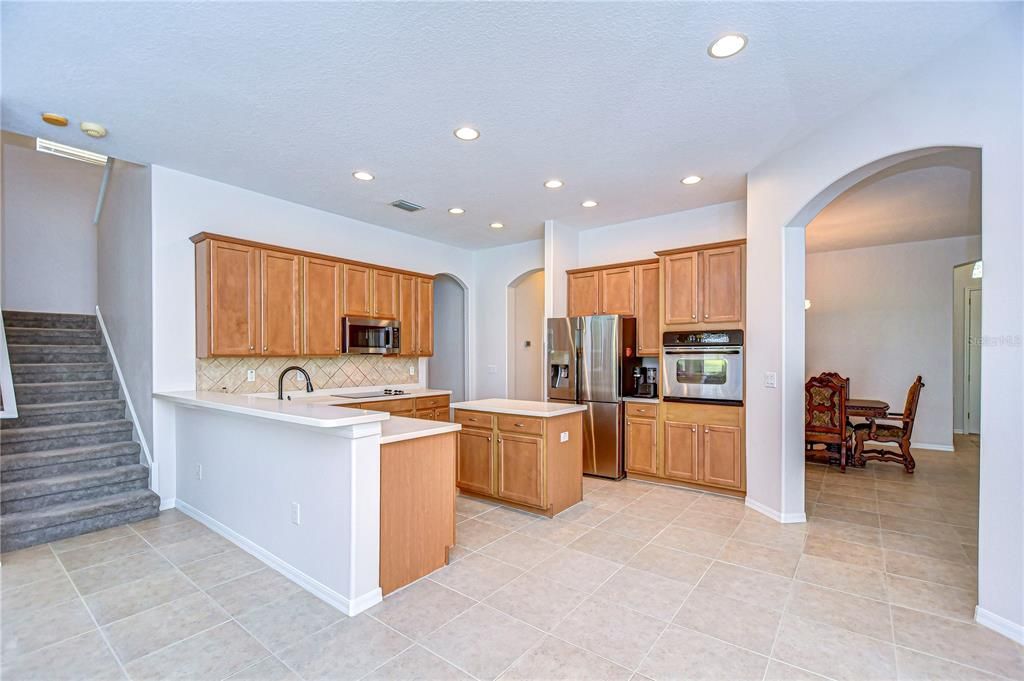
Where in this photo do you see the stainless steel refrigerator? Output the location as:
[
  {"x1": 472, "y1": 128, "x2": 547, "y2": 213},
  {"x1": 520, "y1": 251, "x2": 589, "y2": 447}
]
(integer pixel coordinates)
[{"x1": 547, "y1": 315, "x2": 639, "y2": 479}]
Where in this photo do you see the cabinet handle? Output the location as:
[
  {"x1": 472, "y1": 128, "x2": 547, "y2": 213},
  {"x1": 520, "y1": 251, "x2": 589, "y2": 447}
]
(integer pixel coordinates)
[
  {"x1": 249, "y1": 345, "x2": 254, "y2": 351},
  {"x1": 514, "y1": 423, "x2": 526, "y2": 428},
  {"x1": 487, "y1": 436, "x2": 492, "y2": 442},
  {"x1": 263, "y1": 346, "x2": 268, "y2": 352},
  {"x1": 704, "y1": 314, "x2": 709, "y2": 319},
  {"x1": 705, "y1": 427, "x2": 710, "y2": 433},
  {"x1": 637, "y1": 408, "x2": 647, "y2": 413},
  {"x1": 692, "y1": 426, "x2": 697, "y2": 432},
  {"x1": 498, "y1": 437, "x2": 502, "y2": 443}
]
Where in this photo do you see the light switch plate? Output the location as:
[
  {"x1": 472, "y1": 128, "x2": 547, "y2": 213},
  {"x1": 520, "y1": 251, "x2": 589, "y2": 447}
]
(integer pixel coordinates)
[
  {"x1": 560, "y1": 431, "x2": 569, "y2": 443},
  {"x1": 291, "y1": 502, "x2": 301, "y2": 525},
  {"x1": 195, "y1": 464, "x2": 202, "y2": 480},
  {"x1": 246, "y1": 369, "x2": 256, "y2": 382},
  {"x1": 764, "y1": 371, "x2": 778, "y2": 388},
  {"x1": 487, "y1": 365, "x2": 497, "y2": 375}
]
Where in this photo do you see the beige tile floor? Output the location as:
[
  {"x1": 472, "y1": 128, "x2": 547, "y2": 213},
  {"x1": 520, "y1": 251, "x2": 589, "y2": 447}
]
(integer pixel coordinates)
[{"x1": 2, "y1": 435, "x2": 1021, "y2": 680}]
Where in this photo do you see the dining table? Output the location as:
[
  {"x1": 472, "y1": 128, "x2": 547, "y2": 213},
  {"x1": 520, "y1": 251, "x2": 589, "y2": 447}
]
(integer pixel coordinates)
[{"x1": 847, "y1": 398, "x2": 890, "y2": 419}]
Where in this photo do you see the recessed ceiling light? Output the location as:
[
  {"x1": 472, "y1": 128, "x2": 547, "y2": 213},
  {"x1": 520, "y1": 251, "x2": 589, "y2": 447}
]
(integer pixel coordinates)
[
  {"x1": 544, "y1": 179, "x2": 564, "y2": 189},
  {"x1": 448, "y1": 207, "x2": 465, "y2": 215},
  {"x1": 41, "y1": 113, "x2": 68, "y2": 127},
  {"x1": 490, "y1": 222, "x2": 504, "y2": 229},
  {"x1": 454, "y1": 127, "x2": 480, "y2": 141},
  {"x1": 581, "y1": 200, "x2": 598, "y2": 208},
  {"x1": 352, "y1": 171, "x2": 374, "y2": 181},
  {"x1": 708, "y1": 33, "x2": 747, "y2": 59},
  {"x1": 681, "y1": 175, "x2": 702, "y2": 185}
]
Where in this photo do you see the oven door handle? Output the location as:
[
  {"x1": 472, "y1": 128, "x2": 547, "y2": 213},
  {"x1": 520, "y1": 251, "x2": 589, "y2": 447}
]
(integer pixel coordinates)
[{"x1": 664, "y1": 348, "x2": 741, "y2": 355}]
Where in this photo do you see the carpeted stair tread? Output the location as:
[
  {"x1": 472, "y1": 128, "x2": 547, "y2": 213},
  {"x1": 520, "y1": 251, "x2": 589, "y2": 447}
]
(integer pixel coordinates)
[
  {"x1": 2, "y1": 464, "x2": 149, "y2": 502},
  {"x1": 1, "y1": 399, "x2": 126, "y2": 429},
  {"x1": 1, "y1": 420, "x2": 133, "y2": 453},
  {"x1": 1, "y1": 441, "x2": 141, "y2": 473},
  {"x1": 13, "y1": 380, "x2": 119, "y2": 405},
  {"x1": 10, "y1": 362, "x2": 113, "y2": 383},
  {"x1": 2, "y1": 310, "x2": 97, "y2": 329},
  {"x1": 0, "y1": 489, "x2": 160, "y2": 550},
  {"x1": 4, "y1": 327, "x2": 102, "y2": 345},
  {"x1": 7, "y1": 344, "x2": 109, "y2": 364}
]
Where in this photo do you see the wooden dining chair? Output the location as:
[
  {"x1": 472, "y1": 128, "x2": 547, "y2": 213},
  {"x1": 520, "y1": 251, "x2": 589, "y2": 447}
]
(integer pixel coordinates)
[
  {"x1": 819, "y1": 372, "x2": 849, "y2": 398},
  {"x1": 805, "y1": 374, "x2": 854, "y2": 472},
  {"x1": 853, "y1": 376, "x2": 925, "y2": 473}
]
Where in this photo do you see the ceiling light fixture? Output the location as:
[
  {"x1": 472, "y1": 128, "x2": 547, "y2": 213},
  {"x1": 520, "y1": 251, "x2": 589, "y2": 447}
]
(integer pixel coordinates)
[
  {"x1": 490, "y1": 222, "x2": 504, "y2": 229},
  {"x1": 544, "y1": 179, "x2": 564, "y2": 189},
  {"x1": 41, "y1": 113, "x2": 68, "y2": 127},
  {"x1": 352, "y1": 171, "x2": 374, "y2": 181},
  {"x1": 708, "y1": 33, "x2": 747, "y2": 58},
  {"x1": 448, "y1": 207, "x2": 465, "y2": 215},
  {"x1": 581, "y1": 200, "x2": 598, "y2": 208},
  {"x1": 454, "y1": 127, "x2": 480, "y2": 141},
  {"x1": 681, "y1": 175, "x2": 702, "y2": 185},
  {"x1": 80, "y1": 121, "x2": 107, "y2": 139}
]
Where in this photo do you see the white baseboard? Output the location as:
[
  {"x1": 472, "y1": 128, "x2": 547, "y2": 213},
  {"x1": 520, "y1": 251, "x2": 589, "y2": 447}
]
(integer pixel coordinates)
[
  {"x1": 160, "y1": 497, "x2": 177, "y2": 511},
  {"x1": 174, "y1": 500, "x2": 381, "y2": 616},
  {"x1": 953, "y1": 429, "x2": 965, "y2": 435},
  {"x1": 912, "y1": 441, "x2": 955, "y2": 452},
  {"x1": 745, "y1": 497, "x2": 807, "y2": 524},
  {"x1": 975, "y1": 605, "x2": 1024, "y2": 645}
]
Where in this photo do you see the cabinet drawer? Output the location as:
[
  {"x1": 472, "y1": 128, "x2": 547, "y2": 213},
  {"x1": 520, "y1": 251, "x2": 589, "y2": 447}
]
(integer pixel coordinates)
[
  {"x1": 661, "y1": 402, "x2": 742, "y2": 427},
  {"x1": 454, "y1": 410, "x2": 494, "y2": 429},
  {"x1": 363, "y1": 398, "x2": 415, "y2": 414},
  {"x1": 497, "y1": 414, "x2": 544, "y2": 436},
  {"x1": 625, "y1": 402, "x2": 657, "y2": 419},
  {"x1": 415, "y1": 395, "x2": 450, "y2": 410}
]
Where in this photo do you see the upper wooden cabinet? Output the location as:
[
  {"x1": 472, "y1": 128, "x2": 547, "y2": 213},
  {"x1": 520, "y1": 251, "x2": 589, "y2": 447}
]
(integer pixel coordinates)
[
  {"x1": 302, "y1": 257, "x2": 343, "y2": 355},
  {"x1": 197, "y1": 239, "x2": 259, "y2": 357},
  {"x1": 372, "y1": 269, "x2": 399, "y2": 320},
  {"x1": 568, "y1": 270, "x2": 600, "y2": 317},
  {"x1": 344, "y1": 264, "x2": 372, "y2": 318},
  {"x1": 416, "y1": 277, "x2": 434, "y2": 356},
  {"x1": 636, "y1": 262, "x2": 660, "y2": 356},
  {"x1": 659, "y1": 241, "x2": 745, "y2": 328},
  {"x1": 260, "y1": 250, "x2": 301, "y2": 356},
  {"x1": 191, "y1": 233, "x2": 435, "y2": 358},
  {"x1": 600, "y1": 266, "x2": 636, "y2": 316}
]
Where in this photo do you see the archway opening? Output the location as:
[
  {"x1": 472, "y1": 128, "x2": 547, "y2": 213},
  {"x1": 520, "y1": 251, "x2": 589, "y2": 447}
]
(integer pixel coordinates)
[
  {"x1": 428, "y1": 273, "x2": 469, "y2": 402},
  {"x1": 507, "y1": 268, "x2": 545, "y2": 400}
]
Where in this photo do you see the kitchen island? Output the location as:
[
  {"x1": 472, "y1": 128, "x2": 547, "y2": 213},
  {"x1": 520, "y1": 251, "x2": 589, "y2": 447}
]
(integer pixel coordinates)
[
  {"x1": 153, "y1": 390, "x2": 460, "y2": 614},
  {"x1": 450, "y1": 398, "x2": 587, "y2": 517}
]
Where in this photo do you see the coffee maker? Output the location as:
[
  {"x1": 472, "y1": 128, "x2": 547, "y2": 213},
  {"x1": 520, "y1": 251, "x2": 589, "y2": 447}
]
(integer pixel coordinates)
[{"x1": 633, "y1": 366, "x2": 658, "y2": 398}]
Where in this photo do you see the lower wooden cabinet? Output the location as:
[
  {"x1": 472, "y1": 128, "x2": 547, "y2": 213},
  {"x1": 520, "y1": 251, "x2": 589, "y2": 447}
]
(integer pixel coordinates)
[
  {"x1": 454, "y1": 408, "x2": 583, "y2": 516},
  {"x1": 631, "y1": 402, "x2": 745, "y2": 493},
  {"x1": 625, "y1": 415, "x2": 657, "y2": 475}
]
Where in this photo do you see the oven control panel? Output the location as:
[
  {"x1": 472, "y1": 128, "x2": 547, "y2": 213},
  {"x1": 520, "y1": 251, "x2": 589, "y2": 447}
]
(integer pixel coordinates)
[{"x1": 663, "y1": 329, "x2": 744, "y2": 347}]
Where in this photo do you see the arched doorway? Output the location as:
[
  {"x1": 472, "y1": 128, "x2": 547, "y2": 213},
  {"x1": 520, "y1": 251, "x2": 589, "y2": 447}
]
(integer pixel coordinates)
[
  {"x1": 507, "y1": 269, "x2": 545, "y2": 400},
  {"x1": 428, "y1": 273, "x2": 468, "y2": 402}
]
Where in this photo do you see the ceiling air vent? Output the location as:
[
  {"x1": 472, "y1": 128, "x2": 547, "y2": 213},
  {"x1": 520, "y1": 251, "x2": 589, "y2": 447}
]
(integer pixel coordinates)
[
  {"x1": 36, "y1": 138, "x2": 108, "y2": 166},
  {"x1": 390, "y1": 199, "x2": 424, "y2": 212}
]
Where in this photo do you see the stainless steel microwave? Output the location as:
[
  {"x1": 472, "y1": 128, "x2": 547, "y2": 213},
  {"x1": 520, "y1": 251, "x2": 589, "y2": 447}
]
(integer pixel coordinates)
[{"x1": 343, "y1": 317, "x2": 401, "y2": 355}]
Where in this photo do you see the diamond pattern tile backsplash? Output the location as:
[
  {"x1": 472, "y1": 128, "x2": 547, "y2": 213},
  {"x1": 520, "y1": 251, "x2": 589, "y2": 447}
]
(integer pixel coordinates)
[{"x1": 196, "y1": 355, "x2": 418, "y2": 394}]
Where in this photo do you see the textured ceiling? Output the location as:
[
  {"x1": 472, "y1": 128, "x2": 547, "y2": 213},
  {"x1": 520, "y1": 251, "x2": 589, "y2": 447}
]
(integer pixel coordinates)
[
  {"x1": 0, "y1": 2, "x2": 1004, "y2": 248},
  {"x1": 806, "y1": 149, "x2": 981, "y2": 253}
]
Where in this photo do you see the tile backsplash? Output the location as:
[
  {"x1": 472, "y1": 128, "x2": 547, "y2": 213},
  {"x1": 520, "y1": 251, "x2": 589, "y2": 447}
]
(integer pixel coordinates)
[{"x1": 196, "y1": 355, "x2": 419, "y2": 394}]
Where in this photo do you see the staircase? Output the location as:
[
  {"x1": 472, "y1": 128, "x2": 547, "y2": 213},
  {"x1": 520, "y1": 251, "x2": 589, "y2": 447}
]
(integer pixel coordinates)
[{"x1": 1, "y1": 310, "x2": 159, "y2": 552}]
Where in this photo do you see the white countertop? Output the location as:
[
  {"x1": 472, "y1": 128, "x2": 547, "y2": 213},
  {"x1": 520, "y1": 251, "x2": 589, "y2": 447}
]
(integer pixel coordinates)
[
  {"x1": 450, "y1": 399, "x2": 587, "y2": 418},
  {"x1": 380, "y1": 416, "x2": 461, "y2": 444},
  {"x1": 623, "y1": 396, "x2": 660, "y2": 404},
  {"x1": 154, "y1": 391, "x2": 389, "y2": 428}
]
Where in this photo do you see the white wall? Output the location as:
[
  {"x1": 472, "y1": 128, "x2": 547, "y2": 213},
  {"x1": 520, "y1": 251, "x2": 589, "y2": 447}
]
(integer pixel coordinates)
[
  {"x1": 745, "y1": 7, "x2": 1022, "y2": 638},
  {"x1": 805, "y1": 236, "x2": 980, "y2": 450},
  {"x1": 952, "y1": 260, "x2": 981, "y2": 433},
  {"x1": 97, "y1": 160, "x2": 154, "y2": 447},
  {"x1": 509, "y1": 269, "x2": 545, "y2": 401},
  {"x1": 576, "y1": 200, "x2": 747, "y2": 268},
  {"x1": 472, "y1": 239, "x2": 544, "y2": 398},
  {"x1": 1, "y1": 133, "x2": 102, "y2": 314},
  {"x1": 428, "y1": 274, "x2": 467, "y2": 402},
  {"x1": 544, "y1": 220, "x2": 578, "y2": 318},
  {"x1": 150, "y1": 166, "x2": 475, "y2": 502}
]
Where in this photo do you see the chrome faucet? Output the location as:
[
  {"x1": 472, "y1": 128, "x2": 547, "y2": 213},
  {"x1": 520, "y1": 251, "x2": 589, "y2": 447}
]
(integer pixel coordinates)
[{"x1": 278, "y1": 366, "x2": 314, "y2": 400}]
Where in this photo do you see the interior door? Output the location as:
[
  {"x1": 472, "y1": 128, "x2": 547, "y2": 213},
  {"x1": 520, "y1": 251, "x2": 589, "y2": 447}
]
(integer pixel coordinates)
[
  {"x1": 260, "y1": 249, "x2": 301, "y2": 356},
  {"x1": 966, "y1": 287, "x2": 982, "y2": 434}
]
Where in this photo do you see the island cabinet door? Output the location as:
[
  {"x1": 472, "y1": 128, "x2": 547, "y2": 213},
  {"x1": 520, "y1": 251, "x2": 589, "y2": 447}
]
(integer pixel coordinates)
[
  {"x1": 260, "y1": 249, "x2": 301, "y2": 356},
  {"x1": 663, "y1": 251, "x2": 699, "y2": 325},
  {"x1": 496, "y1": 433, "x2": 545, "y2": 509},
  {"x1": 663, "y1": 420, "x2": 699, "y2": 481},
  {"x1": 205, "y1": 240, "x2": 258, "y2": 356},
  {"x1": 702, "y1": 424, "x2": 743, "y2": 489},
  {"x1": 625, "y1": 417, "x2": 657, "y2": 475},
  {"x1": 397, "y1": 274, "x2": 418, "y2": 356},
  {"x1": 302, "y1": 256, "x2": 343, "y2": 355},
  {"x1": 456, "y1": 428, "x2": 493, "y2": 496}
]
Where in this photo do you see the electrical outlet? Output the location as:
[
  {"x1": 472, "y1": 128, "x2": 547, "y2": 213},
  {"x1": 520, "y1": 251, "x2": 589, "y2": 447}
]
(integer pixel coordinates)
[
  {"x1": 764, "y1": 372, "x2": 778, "y2": 388},
  {"x1": 195, "y1": 464, "x2": 203, "y2": 480},
  {"x1": 291, "y1": 502, "x2": 301, "y2": 525},
  {"x1": 409, "y1": 366, "x2": 415, "y2": 375},
  {"x1": 247, "y1": 369, "x2": 256, "y2": 382},
  {"x1": 560, "y1": 431, "x2": 569, "y2": 443}
]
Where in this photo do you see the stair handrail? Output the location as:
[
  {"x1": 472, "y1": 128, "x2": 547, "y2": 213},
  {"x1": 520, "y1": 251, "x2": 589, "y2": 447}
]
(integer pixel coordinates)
[
  {"x1": 94, "y1": 306, "x2": 155, "y2": 483},
  {"x1": 0, "y1": 313, "x2": 17, "y2": 419}
]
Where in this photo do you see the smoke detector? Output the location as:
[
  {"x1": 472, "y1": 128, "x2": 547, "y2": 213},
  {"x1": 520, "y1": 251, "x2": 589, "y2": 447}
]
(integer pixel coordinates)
[
  {"x1": 80, "y1": 121, "x2": 107, "y2": 138},
  {"x1": 390, "y1": 199, "x2": 424, "y2": 212}
]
